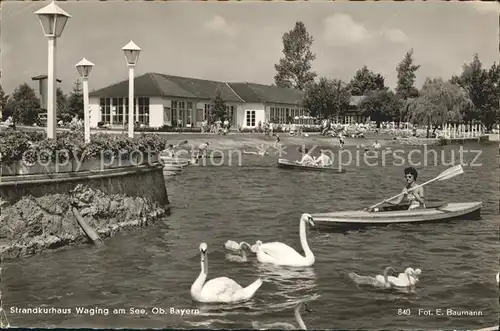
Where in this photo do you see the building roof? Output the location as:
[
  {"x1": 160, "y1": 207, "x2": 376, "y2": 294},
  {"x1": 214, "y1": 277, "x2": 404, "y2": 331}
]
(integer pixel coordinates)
[
  {"x1": 349, "y1": 95, "x2": 367, "y2": 106},
  {"x1": 89, "y1": 73, "x2": 243, "y2": 102},
  {"x1": 89, "y1": 72, "x2": 368, "y2": 107},
  {"x1": 228, "y1": 82, "x2": 304, "y2": 105},
  {"x1": 32, "y1": 75, "x2": 62, "y2": 83},
  {"x1": 89, "y1": 72, "x2": 304, "y2": 105}
]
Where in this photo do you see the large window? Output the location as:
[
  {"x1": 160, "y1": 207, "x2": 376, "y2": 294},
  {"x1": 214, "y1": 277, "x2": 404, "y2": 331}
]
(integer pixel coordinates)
[
  {"x1": 245, "y1": 110, "x2": 256, "y2": 127},
  {"x1": 171, "y1": 101, "x2": 178, "y2": 125},
  {"x1": 204, "y1": 104, "x2": 211, "y2": 121},
  {"x1": 186, "y1": 102, "x2": 192, "y2": 126},
  {"x1": 100, "y1": 97, "x2": 149, "y2": 125},
  {"x1": 100, "y1": 98, "x2": 111, "y2": 123},
  {"x1": 138, "y1": 97, "x2": 150, "y2": 125},
  {"x1": 164, "y1": 107, "x2": 171, "y2": 124},
  {"x1": 112, "y1": 97, "x2": 125, "y2": 124}
]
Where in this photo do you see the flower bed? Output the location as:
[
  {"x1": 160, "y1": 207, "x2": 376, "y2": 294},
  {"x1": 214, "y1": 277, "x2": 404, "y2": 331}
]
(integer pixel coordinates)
[{"x1": 0, "y1": 131, "x2": 167, "y2": 176}]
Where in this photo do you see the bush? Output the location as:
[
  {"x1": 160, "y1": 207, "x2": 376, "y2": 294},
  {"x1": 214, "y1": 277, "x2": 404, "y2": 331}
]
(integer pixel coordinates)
[{"x1": 0, "y1": 131, "x2": 169, "y2": 164}]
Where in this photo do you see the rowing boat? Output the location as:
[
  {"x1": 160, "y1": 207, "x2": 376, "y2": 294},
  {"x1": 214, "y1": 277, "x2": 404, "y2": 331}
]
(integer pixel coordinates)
[
  {"x1": 196, "y1": 151, "x2": 222, "y2": 159},
  {"x1": 277, "y1": 158, "x2": 345, "y2": 173},
  {"x1": 311, "y1": 201, "x2": 482, "y2": 228}
]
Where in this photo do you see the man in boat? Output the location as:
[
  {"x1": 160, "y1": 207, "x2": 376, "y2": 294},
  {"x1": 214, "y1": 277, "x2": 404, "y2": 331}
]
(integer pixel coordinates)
[
  {"x1": 386, "y1": 167, "x2": 426, "y2": 210},
  {"x1": 163, "y1": 144, "x2": 176, "y2": 158},
  {"x1": 196, "y1": 142, "x2": 211, "y2": 159},
  {"x1": 338, "y1": 132, "x2": 345, "y2": 149},
  {"x1": 313, "y1": 150, "x2": 332, "y2": 167},
  {"x1": 372, "y1": 140, "x2": 381, "y2": 150},
  {"x1": 296, "y1": 148, "x2": 315, "y2": 166}
]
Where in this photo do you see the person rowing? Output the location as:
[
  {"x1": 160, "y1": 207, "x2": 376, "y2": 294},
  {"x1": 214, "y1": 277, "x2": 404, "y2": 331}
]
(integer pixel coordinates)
[
  {"x1": 386, "y1": 167, "x2": 426, "y2": 210},
  {"x1": 313, "y1": 150, "x2": 332, "y2": 167},
  {"x1": 163, "y1": 144, "x2": 176, "y2": 158},
  {"x1": 196, "y1": 141, "x2": 210, "y2": 159},
  {"x1": 338, "y1": 132, "x2": 345, "y2": 149},
  {"x1": 295, "y1": 147, "x2": 315, "y2": 166}
]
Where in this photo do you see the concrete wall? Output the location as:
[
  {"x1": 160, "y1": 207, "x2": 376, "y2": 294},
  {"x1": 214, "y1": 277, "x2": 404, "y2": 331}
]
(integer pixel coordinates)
[
  {"x1": 0, "y1": 164, "x2": 169, "y2": 207},
  {"x1": 149, "y1": 97, "x2": 164, "y2": 128}
]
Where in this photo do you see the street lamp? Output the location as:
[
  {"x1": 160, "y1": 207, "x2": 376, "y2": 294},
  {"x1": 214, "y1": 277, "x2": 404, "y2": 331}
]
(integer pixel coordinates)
[
  {"x1": 34, "y1": 1, "x2": 71, "y2": 140},
  {"x1": 75, "y1": 58, "x2": 94, "y2": 143},
  {"x1": 122, "y1": 40, "x2": 141, "y2": 138}
]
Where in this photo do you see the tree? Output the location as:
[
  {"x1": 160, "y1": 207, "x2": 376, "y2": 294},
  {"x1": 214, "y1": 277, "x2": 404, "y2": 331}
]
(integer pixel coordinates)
[
  {"x1": 407, "y1": 78, "x2": 472, "y2": 132},
  {"x1": 348, "y1": 66, "x2": 387, "y2": 96},
  {"x1": 209, "y1": 88, "x2": 228, "y2": 124},
  {"x1": 3, "y1": 83, "x2": 41, "y2": 125},
  {"x1": 396, "y1": 49, "x2": 421, "y2": 100},
  {"x1": 451, "y1": 54, "x2": 499, "y2": 129},
  {"x1": 56, "y1": 87, "x2": 71, "y2": 122},
  {"x1": 358, "y1": 90, "x2": 402, "y2": 127},
  {"x1": 67, "y1": 79, "x2": 84, "y2": 119},
  {"x1": 274, "y1": 21, "x2": 317, "y2": 91},
  {"x1": 0, "y1": 84, "x2": 9, "y2": 120},
  {"x1": 301, "y1": 77, "x2": 351, "y2": 120}
]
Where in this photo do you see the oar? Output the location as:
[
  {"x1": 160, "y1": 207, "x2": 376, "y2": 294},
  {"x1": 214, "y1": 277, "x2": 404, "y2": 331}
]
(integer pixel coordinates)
[
  {"x1": 174, "y1": 140, "x2": 188, "y2": 148},
  {"x1": 368, "y1": 165, "x2": 464, "y2": 210}
]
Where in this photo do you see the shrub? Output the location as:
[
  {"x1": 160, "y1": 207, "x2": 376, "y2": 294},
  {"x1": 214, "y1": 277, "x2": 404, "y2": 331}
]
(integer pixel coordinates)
[{"x1": 0, "y1": 131, "x2": 169, "y2": 164}]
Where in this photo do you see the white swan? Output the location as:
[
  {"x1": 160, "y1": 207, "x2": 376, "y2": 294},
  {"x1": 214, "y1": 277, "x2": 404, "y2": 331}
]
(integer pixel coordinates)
[
  {"x1": 252, "y1": 301, "x2": 311, "y2": 330},
  {"x1": 224, "y1": 242, "x2": 252, "y2": 262},
  {"x1": 223, "y1": 240, "x2": 240, "y2": 252},
  {"x1": 251, "y1": 240, "x2": 263, "y2": 253},
  {"x1": 375, "y1": 267, "x2": 395, "y2": 288},
  {"x1": 256, "y1": 213, "x2": 315, "y2": 267},
  {"x1": 383, "y1": 267, "x2": 420, "y2": 287},
  {"x1": 190, "y1": 243, "x2": 263, "y2": 303}
]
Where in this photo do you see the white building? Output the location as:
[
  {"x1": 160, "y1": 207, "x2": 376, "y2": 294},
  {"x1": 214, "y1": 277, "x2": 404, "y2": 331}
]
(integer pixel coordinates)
[{"x1": 88, "y1": 73, "x2": 310, "y2": 129}]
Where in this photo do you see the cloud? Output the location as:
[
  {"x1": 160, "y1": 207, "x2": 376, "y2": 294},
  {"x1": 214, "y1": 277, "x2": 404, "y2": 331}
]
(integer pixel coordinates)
[
  {"x1": 203, "y1": 15, "x2": 237, "y2": 36},
  {"x1": 382, "y1": 28, "x2": 408, "y2": 43},
  {"x1": 322, "y1": 14, "x2": 408, "y2": 46}
]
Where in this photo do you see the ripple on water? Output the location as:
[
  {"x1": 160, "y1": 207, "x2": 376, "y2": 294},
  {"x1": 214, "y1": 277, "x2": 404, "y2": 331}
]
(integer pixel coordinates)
[{"x1": 2, "y1": 144, "x2": 498, "y2": 329}]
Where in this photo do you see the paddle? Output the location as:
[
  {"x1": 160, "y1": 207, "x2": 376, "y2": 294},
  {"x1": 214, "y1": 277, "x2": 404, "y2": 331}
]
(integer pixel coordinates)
[
  {"x1": 367, "y1": 165, "x2": 464, "y2": 211},
  {"x1": 174, "y1": 140, "x2": 188, "y2": 148}
]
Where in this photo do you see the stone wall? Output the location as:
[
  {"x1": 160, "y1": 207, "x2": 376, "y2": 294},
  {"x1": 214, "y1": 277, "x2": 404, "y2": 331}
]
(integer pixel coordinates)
[{"x1": 0, "y1": 184, "x2": 167, "y2": 260}]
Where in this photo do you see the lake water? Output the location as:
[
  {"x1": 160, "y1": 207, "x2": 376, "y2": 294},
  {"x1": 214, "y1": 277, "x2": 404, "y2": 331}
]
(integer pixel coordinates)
[{"x1": 2, "y1": 143, "x2": 499, "y2": 329}]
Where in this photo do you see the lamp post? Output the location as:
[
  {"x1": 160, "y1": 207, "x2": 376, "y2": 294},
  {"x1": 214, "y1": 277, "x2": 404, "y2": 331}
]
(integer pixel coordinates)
[
  {"x1": 35, "y1": 1, "x2": 71, "y2": 140},
  {"x1": 75, "y1": 58, "x2": 94, "y2": 143},
  {"x1": 122, "y1": 41, "x2": 141, "y2": 138}
]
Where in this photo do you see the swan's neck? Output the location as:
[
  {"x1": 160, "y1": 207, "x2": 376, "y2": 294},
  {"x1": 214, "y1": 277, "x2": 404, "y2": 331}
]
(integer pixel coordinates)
[
  {"x1": 295, "y1": 306, "x2": 307, "y2": 330},
  {"x1": 192, "y1": 255, "x2": 207, "y2": 295},
  {"x1": 406, "y1": 272, "x2": 412, "y2": 286},
  {"x1": 299, "y1": 221, "x2": 313, "y2": 260}
]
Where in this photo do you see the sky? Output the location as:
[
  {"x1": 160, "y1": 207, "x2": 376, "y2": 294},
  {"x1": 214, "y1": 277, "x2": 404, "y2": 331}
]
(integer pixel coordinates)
[{"x1": 1, "y1": 1, "x2": 499, "y2": 95}]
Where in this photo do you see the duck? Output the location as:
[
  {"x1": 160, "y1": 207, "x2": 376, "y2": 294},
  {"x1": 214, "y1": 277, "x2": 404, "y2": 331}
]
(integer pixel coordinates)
[
  {"x1": 255, "y1": 213, "x2": 315, "y2": 267},
  {"x1": 252, "y1": 301, "x2": 311, "y2": 330},
  {"x1": 190, "y1": 243, "x2": 262, "y2": 303}
]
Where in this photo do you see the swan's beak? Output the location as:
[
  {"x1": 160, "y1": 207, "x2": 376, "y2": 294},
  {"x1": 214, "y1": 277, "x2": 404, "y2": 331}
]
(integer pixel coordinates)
[{"x1": 304, "y1": 304, "x2": 312, "y2": 313}]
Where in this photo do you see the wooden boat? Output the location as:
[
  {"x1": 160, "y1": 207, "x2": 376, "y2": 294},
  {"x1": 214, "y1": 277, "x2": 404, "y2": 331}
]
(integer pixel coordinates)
[
  {"x1": 196, "y1": 151, "x2": 222, "y2": 159},
  {"x1": 311, "y1": 201, "x2": 482, "y2": 228},
  {"x1": 277, "y1": 158, "x2": 345, "y2": 173},
  {"x1": 160, "y1": 157, "x2": 190, "y2": 171}
]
